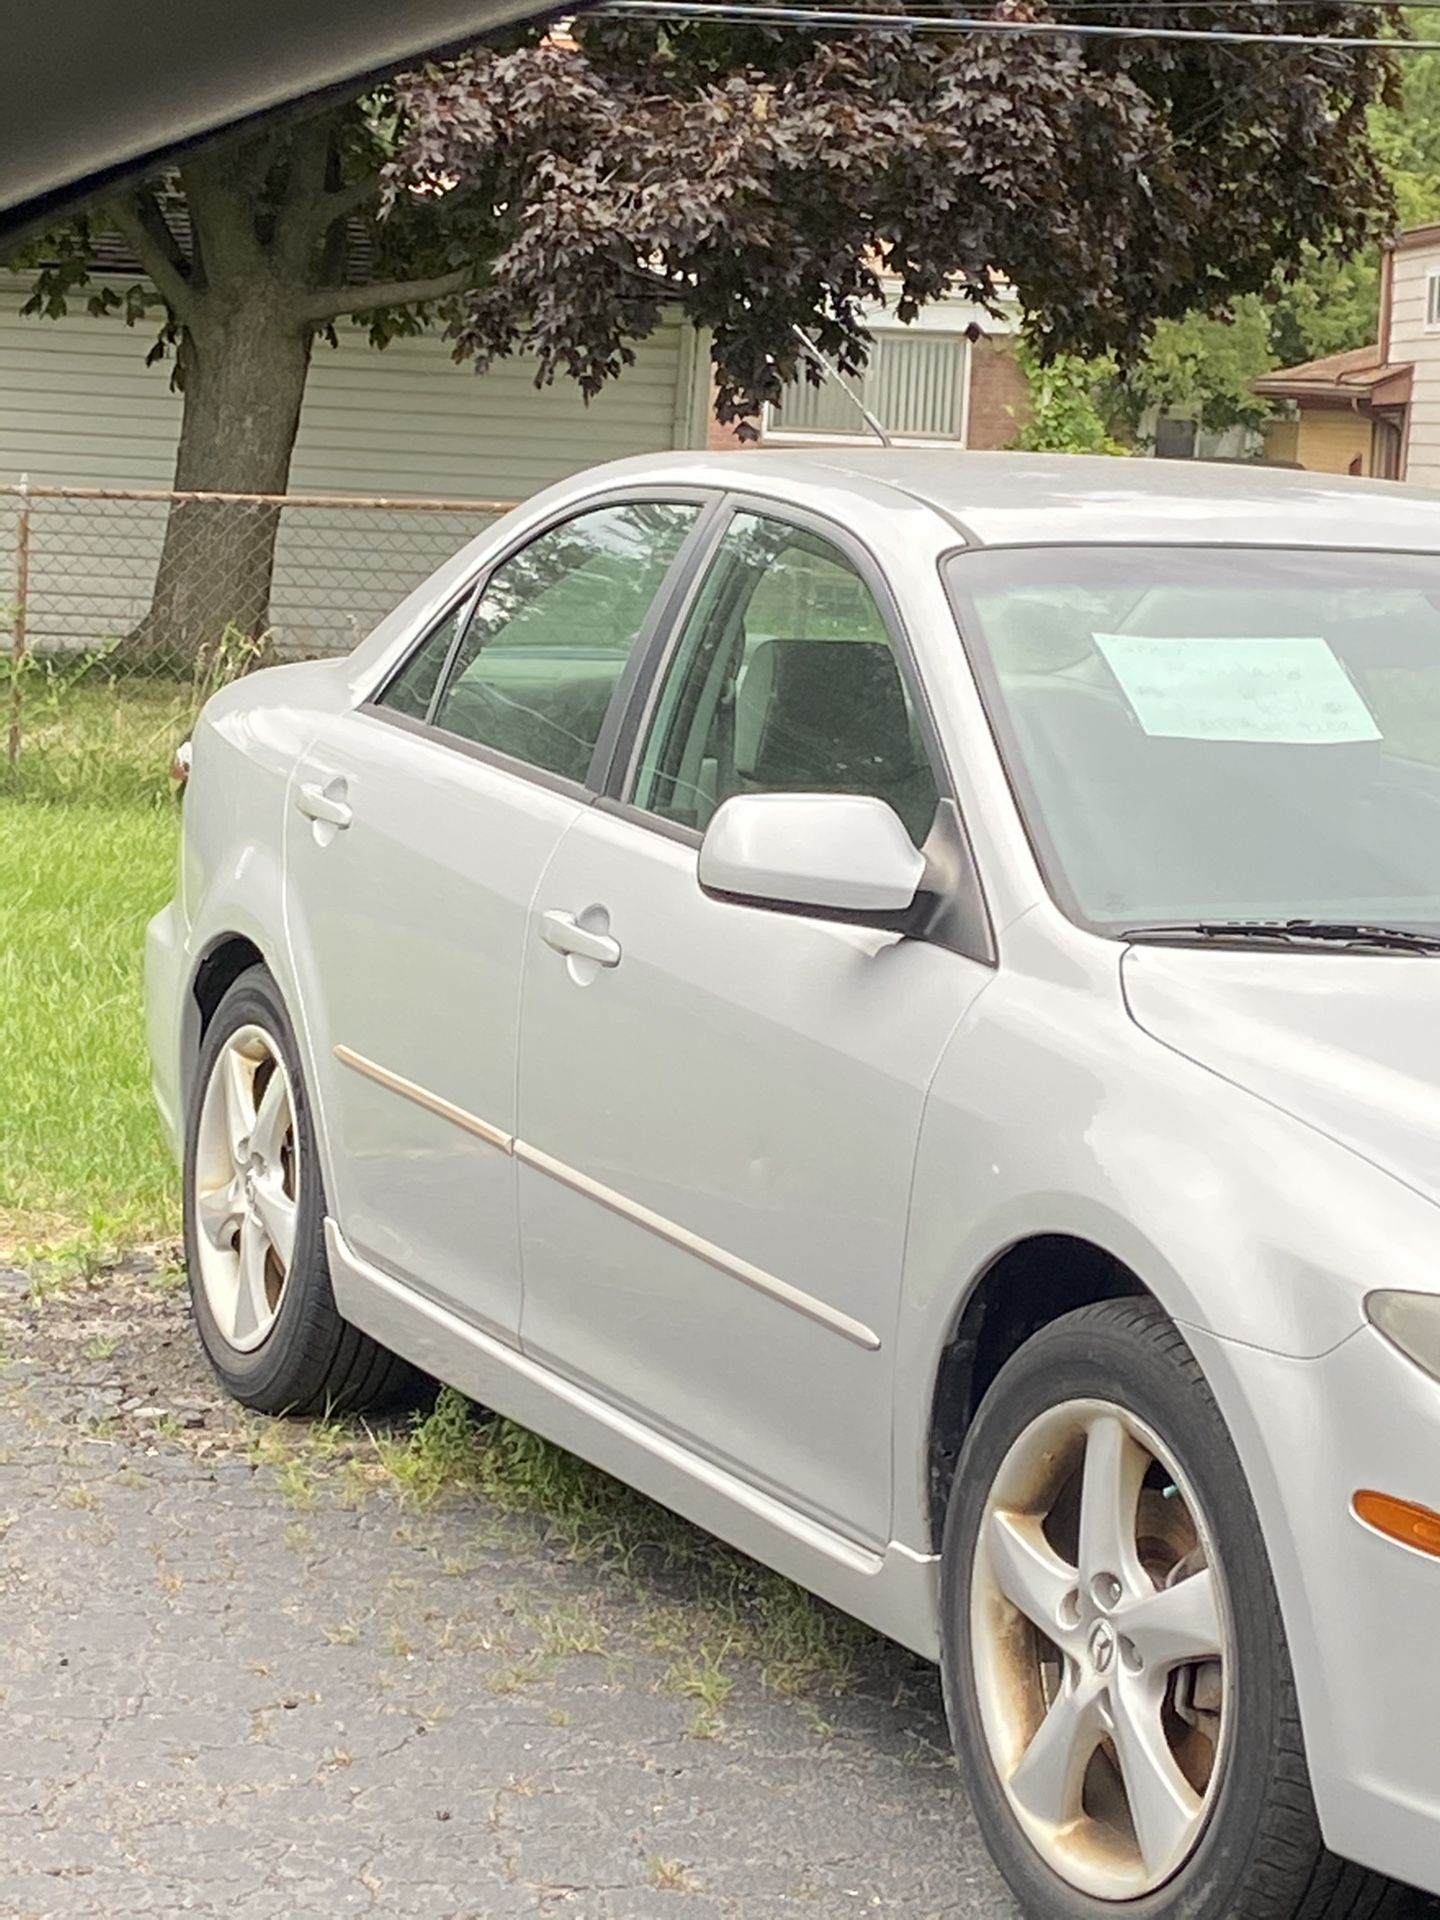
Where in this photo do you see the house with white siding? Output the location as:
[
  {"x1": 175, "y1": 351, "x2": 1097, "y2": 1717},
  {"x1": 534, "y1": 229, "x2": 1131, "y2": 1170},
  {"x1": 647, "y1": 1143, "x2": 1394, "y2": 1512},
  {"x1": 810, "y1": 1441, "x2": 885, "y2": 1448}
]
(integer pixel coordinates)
[
  {"x1": 1253, "y1": 225, "x2": 1440, "y2": 483},
  {"x1": 0, "y1": 265, "x2": 1023, "y2": 654}
]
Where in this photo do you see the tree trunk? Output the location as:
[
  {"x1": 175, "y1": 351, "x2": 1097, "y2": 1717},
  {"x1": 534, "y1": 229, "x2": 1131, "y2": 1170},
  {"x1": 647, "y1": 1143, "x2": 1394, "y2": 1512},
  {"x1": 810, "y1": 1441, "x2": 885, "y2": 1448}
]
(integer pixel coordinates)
[{"x1": 131, "y1": 297, "x2": 312, "y2": 671}]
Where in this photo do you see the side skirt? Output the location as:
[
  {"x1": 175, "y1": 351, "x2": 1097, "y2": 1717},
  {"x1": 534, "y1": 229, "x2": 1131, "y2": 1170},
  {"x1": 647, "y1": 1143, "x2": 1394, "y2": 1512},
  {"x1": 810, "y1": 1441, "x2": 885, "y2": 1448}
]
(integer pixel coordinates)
[{"x1": 327, "y1": 1221, "x2": 940, "y2": 1661}]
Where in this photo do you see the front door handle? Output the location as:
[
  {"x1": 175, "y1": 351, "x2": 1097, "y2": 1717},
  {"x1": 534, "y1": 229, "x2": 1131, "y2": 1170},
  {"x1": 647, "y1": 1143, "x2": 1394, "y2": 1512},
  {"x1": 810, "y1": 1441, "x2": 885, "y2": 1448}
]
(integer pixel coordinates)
[
  {"x1": 540, "y1": 909, "x2": 621, "y2": 968},
  {"x1": 296, "y1": 779, "x2": 352, "y2": 829}
]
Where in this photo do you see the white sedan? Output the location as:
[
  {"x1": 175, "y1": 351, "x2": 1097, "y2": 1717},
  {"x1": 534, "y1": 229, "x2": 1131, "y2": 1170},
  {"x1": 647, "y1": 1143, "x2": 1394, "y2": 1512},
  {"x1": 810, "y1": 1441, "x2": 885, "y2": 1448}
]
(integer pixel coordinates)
[{"x1": 147, "y1": 449, "x2": 1440, "y2": 1920}]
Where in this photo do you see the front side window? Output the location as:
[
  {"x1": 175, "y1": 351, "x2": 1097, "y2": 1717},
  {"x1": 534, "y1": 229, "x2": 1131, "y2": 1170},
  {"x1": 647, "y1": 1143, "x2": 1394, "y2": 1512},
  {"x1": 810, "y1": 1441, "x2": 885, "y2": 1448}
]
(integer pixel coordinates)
[
  {"x1": 427, "y1": 500, "x2": 700, "y2": 783},
  {"x1": 946, "y1": 545, "x2": 1440, "y2": 932},
  {"x1": 632, "y1": 510, "x2": 940, "y2": 843}
]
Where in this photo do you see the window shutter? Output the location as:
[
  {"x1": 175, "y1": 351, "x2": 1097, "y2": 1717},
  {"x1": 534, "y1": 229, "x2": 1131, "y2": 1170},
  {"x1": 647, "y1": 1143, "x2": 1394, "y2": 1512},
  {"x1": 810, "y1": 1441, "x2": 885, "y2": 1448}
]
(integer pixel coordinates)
[{"x1": 773, "y1": 333, "x2": 968, "y2": 440}]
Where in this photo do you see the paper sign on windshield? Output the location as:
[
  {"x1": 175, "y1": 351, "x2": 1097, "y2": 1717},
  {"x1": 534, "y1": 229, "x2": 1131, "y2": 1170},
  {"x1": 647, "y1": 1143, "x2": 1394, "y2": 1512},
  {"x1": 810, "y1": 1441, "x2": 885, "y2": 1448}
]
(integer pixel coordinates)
[{"x1": 1093, "y1": 633, "x2": 1382, "y2": 744}]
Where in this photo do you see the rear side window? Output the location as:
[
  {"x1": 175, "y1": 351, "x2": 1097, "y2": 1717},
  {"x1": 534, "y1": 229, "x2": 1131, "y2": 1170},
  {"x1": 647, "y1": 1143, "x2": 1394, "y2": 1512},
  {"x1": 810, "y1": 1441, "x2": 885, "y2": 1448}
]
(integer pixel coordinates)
[
  {"x1": 376, "y1": 601, "x2": 464, "y2": 721},
  {"x1": 430, "y1": 501, "x2": 700, "y2": 783}
]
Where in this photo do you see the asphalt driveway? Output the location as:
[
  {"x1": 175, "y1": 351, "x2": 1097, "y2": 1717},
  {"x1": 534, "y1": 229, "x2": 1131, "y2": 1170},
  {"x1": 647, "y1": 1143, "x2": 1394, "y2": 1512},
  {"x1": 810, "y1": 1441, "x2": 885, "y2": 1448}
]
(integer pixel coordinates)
[{"x1": 0, "y1": 1255, "x2": 1016, "y2": 1920}]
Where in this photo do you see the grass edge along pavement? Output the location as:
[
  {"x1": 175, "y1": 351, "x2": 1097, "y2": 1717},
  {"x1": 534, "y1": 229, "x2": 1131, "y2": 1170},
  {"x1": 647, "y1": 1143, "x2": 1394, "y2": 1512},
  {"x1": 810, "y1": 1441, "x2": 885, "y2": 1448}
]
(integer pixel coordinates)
[{"x1": 0, "y1": 679, "x2": 883, "y2": 1726}]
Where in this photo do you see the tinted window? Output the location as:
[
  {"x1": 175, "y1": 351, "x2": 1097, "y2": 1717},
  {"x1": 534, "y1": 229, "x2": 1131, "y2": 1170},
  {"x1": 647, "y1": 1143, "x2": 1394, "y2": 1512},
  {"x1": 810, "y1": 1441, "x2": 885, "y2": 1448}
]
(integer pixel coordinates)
[
  {"x1": 376, "y1": 601, "x2": 464, "y2": 722},
  {"x1": 431, "y1": 502, "x2": 700, "y2": 783},
  {"x1": 632, "y1": 511, "x2": 939, "y2": 842}
]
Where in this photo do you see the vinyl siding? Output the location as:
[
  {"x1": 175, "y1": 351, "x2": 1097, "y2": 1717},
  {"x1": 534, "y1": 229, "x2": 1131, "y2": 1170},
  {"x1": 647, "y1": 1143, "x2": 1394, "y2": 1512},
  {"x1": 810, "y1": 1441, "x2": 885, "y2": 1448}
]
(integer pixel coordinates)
[
  {"x1": 0, "y1": 272, "x2": 700, "y2": 650},
  {"x1": 1388, "y1": 247, "x2": 1440, "y2": 488}
]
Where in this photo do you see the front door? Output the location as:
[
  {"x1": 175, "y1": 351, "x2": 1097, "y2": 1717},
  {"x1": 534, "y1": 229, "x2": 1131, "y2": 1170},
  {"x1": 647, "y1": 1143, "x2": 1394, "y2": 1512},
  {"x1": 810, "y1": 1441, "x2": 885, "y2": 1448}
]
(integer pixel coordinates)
[
  {"x1": 514, "y1": 507, "x2": 991, "y2": 1546},
  {"x1": 283, "y1": 496, "x2": 705, "y2": 1338}
]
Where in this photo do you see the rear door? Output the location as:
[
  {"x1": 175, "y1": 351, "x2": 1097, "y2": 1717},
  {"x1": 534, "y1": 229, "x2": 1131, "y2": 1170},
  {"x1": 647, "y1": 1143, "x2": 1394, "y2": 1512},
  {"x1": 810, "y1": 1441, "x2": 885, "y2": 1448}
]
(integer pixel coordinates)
[{"x1": 283, "y1": 496, "x2": 708, "y2": 1340}]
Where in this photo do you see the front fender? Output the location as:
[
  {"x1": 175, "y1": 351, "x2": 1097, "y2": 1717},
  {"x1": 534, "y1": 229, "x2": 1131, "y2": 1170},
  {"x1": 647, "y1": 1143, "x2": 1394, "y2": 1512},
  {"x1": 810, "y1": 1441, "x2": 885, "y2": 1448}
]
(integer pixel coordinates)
[{"x1": 891, "y1": 970, "x2": 1440, "y2": 1552}]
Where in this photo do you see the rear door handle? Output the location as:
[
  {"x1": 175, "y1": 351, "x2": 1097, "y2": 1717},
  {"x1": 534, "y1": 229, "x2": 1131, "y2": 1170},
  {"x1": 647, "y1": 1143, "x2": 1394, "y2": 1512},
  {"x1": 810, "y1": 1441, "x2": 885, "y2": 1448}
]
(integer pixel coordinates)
[
  {"x1": 296, "y1": 779, "x2": 352, "y2": 829},
  {"x1": 540, "y1": 910, "x2": 621, "y2": 968}
]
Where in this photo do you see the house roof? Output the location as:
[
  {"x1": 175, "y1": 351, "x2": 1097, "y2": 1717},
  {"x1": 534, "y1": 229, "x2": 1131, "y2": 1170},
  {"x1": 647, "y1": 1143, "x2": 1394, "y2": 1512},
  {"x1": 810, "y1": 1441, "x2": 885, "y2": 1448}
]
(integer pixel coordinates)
[
  {"x1": 1251, "y1": 344, "x2": 1413, "y2": 408},
  {"x1": 1394, "y1": 222, "x2": 1440, "y2": 255}
]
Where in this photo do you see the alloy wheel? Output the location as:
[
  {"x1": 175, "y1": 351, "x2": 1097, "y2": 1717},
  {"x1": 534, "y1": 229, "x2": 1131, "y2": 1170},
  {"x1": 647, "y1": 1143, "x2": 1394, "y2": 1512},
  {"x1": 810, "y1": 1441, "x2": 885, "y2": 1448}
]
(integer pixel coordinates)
[
  {"x1": 969, "y1": 1397, "x2": 1232, "y2": 1901},
  {"x1": 192, "y1": 1023, "x2": 300, "y2": 1353}
]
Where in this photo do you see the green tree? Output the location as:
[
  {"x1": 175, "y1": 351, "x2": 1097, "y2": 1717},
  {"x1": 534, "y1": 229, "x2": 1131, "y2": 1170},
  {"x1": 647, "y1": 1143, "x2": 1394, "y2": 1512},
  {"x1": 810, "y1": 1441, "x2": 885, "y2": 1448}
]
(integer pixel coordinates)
[
  {"x1": 1010, "y1": 341, "x2": 1128, "y2": 456},
  {"x1": 1104, "y1": 298, "x2": 1278, "y2": 440},
  {"x1": 1099, "y1": 13, "x2": 1440, "y2": 435},
  {"x1": 1268, "y1": 53, "x2": 1440, "y2": 367},
  {"x1": 13, "y1": 105, "x2": 495, "y2": 660},
  {"x1": 11, "y1": 4, "x2": 1397, "y2": 655}
]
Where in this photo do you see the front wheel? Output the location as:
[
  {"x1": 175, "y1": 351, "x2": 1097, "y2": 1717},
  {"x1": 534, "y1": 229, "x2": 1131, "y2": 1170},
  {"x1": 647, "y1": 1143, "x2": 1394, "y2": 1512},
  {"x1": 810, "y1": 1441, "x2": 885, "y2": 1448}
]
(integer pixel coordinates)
[
  {"x1": 183, "y1": 962, "x2": 412, "y2": 1414},
  {"x1": 942, "y1": 1298, "x2": 1416, "y2": 1920}
]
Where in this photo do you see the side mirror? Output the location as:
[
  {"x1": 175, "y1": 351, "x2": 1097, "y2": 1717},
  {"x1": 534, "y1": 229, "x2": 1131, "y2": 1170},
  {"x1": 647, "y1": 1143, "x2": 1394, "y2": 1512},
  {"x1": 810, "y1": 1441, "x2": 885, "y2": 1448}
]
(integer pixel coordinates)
[{"x1": 697, "y1": 792, "x2": 927, "y2": 929}]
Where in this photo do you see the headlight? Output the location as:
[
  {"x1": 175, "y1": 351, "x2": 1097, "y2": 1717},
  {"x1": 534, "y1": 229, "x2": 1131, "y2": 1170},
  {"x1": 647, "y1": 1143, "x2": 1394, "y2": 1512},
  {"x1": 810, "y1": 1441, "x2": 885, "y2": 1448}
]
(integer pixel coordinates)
[{"x1": 1366, "y1": 1291, "x2": 1440, "y2": 1382}]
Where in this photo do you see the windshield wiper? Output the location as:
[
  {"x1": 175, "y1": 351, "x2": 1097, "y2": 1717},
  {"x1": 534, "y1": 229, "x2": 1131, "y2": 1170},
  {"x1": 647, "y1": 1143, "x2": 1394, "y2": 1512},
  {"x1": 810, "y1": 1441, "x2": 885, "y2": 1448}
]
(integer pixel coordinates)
[{"x1": 1120, "y1": 919, "x2": 1440, "y2": 954}]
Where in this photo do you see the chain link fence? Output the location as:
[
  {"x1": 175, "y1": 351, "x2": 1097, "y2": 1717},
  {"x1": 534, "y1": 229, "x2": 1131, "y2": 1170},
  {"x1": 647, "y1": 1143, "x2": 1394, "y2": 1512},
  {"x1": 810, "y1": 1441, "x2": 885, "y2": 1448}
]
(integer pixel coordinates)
[{"x1": 2, "y1": 483, "x2": 515, "y2": 794}]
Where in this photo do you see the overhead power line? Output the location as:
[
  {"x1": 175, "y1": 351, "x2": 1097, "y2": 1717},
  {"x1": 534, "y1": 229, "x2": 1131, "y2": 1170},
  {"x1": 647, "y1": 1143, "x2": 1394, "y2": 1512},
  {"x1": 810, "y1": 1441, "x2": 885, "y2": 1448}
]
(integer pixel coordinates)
[{"x1": 592, "y1": 0, "x2": 1440, "y2": 47}]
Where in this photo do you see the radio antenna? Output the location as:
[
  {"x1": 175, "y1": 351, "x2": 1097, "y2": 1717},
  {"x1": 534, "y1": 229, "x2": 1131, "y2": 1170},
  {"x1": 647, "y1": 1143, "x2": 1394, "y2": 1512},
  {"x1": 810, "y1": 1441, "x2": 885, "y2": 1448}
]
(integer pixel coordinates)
[{"x1": 789, "y1": 325, "x2": 893, "y2": 448}]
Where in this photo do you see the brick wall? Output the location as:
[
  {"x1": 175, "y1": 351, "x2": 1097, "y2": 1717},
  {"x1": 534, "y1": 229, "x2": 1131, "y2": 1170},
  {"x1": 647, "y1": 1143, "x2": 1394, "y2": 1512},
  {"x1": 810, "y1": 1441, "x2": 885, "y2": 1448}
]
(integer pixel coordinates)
[
  {"x1": 965, "y1": 336, "x2": 1029, "y2": 450},
  {"x1": 706, "y1": 407, "x2": 750, "y2": 451}
]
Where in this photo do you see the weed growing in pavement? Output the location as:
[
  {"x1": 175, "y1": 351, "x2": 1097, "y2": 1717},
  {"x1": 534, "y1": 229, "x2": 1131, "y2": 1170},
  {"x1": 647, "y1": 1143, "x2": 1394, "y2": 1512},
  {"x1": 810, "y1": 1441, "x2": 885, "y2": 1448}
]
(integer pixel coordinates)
[
  {"x1": 274, "y1": 1456, "x2": 318, "y2": 1510},
  {"x1": 796, "y1": 1700, "x2": 837, "y2": 1741},
  {"x1": 211, "y1": 1383, "x2": 878, "y2": 1712},
  {"x1": 661, "y1": 1646, "x2": 735, "y2": 1738},
  {"x1": 370, "y1": 1385, "x2": 486, "y2": 1505},
  {"x1": 22, "y1": 1235, "x2": 110, "y2": 1302},
  {"x1": 532, "y1": 1603, "x2": 608, "y2": 1659},
  {"x1": 365, "y1": 1388, "x2": 874, "y2": 1707},
  {"x1": 150, "y1": 1544, "x2": 183, "y2": 1593},
  {"x1": 647, "y1": 1858, "x2": 697, "y2": 1892},
  {"x1": 245, "y1": 1421, "x2": 297, "y2": 1468},
  {"x1": 488, "y1": 1654, "x2": 546, "y2": 1694},
  {"x1": 304, "y1": 1405, "x2": 361, "y2": 1459}
]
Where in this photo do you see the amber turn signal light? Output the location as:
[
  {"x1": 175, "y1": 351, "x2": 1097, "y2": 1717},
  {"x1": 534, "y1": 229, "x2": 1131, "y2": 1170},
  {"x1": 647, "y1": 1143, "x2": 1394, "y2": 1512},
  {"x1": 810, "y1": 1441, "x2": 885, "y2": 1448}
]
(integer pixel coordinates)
[{"x1": 1353, "y1": 1489, "x2": 1440, "y2": 1559}]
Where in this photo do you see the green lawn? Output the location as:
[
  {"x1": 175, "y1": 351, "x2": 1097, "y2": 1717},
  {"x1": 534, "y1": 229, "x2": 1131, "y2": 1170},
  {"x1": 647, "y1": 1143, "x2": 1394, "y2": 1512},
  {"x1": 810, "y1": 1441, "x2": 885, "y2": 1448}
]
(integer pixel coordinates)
[
  {"x1": 5, "y1": 669, "x2": 200, "y2": 806},
  {"x1": 1, "y1": 677, "x2": 188, "y2": 1255}
]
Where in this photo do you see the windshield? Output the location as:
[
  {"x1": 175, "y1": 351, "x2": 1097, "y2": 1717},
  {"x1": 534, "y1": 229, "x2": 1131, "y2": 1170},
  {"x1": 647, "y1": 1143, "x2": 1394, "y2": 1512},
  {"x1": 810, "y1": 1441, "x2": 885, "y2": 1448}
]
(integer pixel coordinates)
[{"x1": 945, "y1": 545, "x2": 1440, "y2": 935}]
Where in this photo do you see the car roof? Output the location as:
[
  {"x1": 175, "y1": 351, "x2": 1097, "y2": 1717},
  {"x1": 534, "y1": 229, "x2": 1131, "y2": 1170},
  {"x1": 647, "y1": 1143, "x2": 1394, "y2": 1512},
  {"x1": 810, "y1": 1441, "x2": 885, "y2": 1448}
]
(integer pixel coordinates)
[{"x1": 584, "y1": 448, "x2": 1440, "y2": 553}]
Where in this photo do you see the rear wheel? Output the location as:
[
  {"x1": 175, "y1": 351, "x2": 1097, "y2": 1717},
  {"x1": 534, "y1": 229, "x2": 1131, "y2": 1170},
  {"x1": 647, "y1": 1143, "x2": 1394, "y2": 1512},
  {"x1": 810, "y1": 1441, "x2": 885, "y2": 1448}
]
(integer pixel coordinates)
[
  {"x1": 184, "y1": 962, "x2": 412, "y2": 1414},
  {"x1": 942, "y1": 1299, "x2": 1421, "y2": 1920}
]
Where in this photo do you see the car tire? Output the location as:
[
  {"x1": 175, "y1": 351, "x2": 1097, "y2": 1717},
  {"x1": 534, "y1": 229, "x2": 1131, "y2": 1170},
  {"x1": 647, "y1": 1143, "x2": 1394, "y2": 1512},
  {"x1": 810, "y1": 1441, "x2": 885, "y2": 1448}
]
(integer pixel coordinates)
[
  {"x1": 941, "y1": 1297, "x2": 1422, "y2": 1920},
  {"x1": 183, "y1": 962, "x2": 414, "y2": 1415}
]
